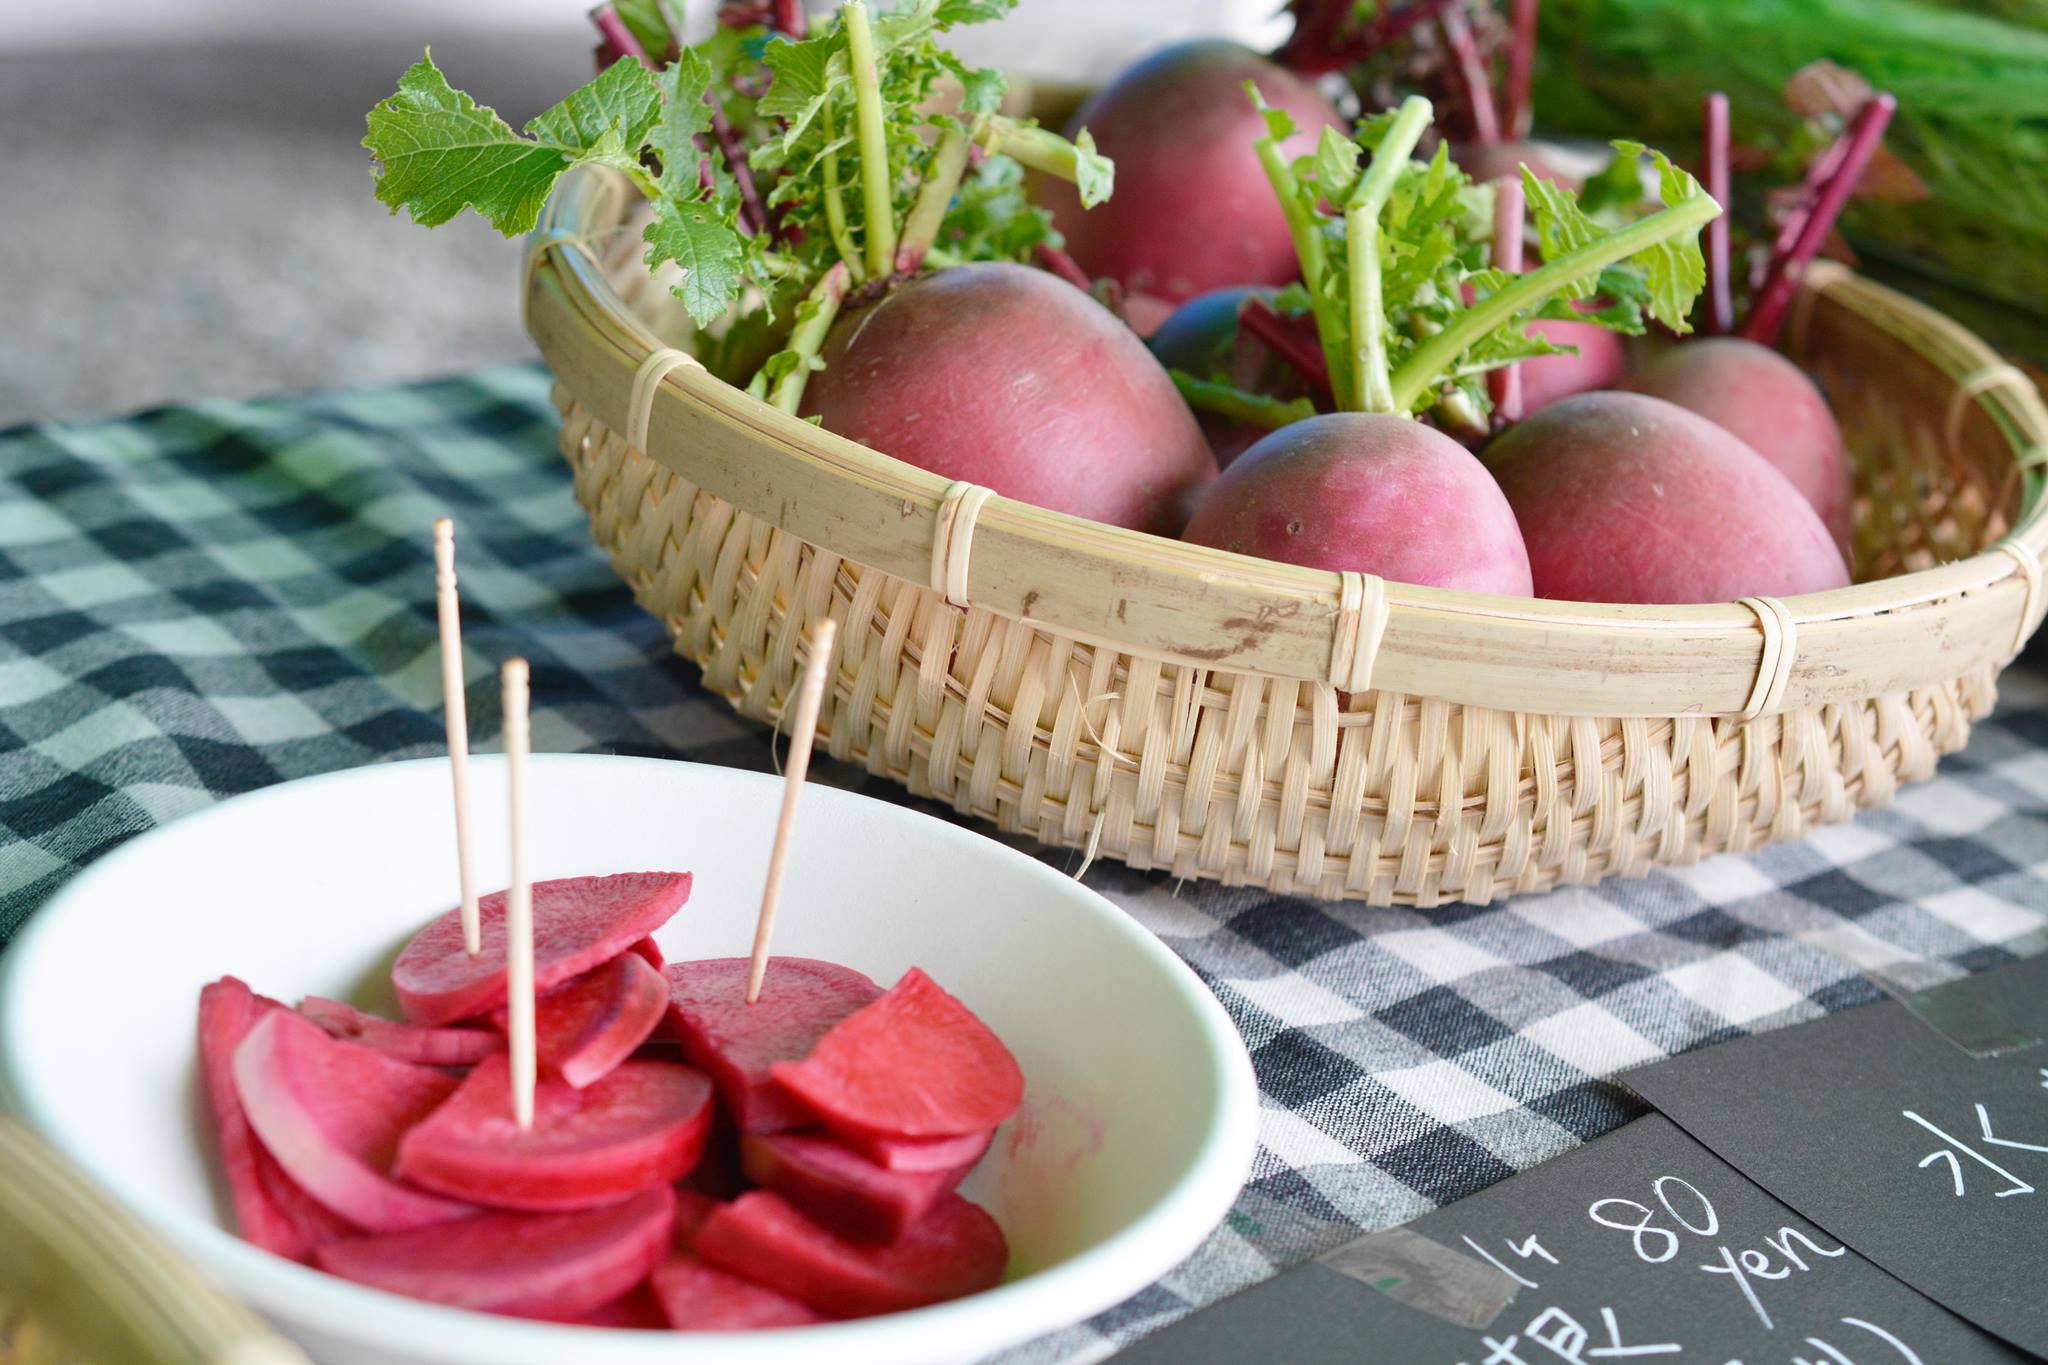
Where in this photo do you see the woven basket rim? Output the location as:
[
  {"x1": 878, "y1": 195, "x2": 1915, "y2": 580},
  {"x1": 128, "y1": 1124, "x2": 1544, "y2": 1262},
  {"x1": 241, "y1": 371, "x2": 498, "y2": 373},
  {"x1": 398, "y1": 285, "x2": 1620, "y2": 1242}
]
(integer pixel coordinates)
[{"x1": 524, "y1": 167, "x2": 2048, "y2": 719}]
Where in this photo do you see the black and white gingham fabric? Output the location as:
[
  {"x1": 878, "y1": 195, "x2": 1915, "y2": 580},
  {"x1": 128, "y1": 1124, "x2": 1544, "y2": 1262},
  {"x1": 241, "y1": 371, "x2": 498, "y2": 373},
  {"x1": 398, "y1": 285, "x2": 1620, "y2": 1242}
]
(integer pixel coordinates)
[{"x1": 3, "y1": 366, "x2": 2045, "y2": 1362}]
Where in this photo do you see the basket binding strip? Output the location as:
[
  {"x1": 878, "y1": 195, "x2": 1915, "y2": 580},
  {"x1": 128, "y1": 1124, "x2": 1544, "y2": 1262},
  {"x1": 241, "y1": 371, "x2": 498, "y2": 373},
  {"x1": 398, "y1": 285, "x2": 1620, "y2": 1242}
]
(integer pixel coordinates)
[{"x1": 527, "y1": 169, "x2": 2048, "y2": 907}]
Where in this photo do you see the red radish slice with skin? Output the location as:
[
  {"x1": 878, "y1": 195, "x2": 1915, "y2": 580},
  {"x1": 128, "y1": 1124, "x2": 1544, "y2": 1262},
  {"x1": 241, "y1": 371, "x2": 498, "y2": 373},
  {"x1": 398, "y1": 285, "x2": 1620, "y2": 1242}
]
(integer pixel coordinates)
[
  {"x1": 397, "y1": 1057, "x2": 713, "y2": 1211},
  {"x1": 487, "y1": 951, "x2": 667, "y2": 1089},
  {"x1": 741, "y1": 1131, "x2": 980, "y2": 1243},
  {"x1": 197, "y1": 978, "x2": 358, "y2": 1260},
  {"x1": 696, "y1": 1190, "x2": 1008, "y2": 1318},
  {"x1": 300, "y1": 997, "x2": 504, "y2": 1068},
  {"x1": 315, "y1": 1186, "x2": 674, "y2": 1321},
  {"x1": 772, "y1": 968, "x2": 1023, "y2": 1140},
  {"x1": 628, "y1": 937, "x2": 664, "y2": 970},
  {"x1": 393, "y1": 872, "x2": 692, "y2": 1026},
  {"x1": 650, "y1": 1255, "x2": 826, "y2": 1330},
  {"x1": 232, "y1": 1010, "x2": 473, "y2": 1233},
  {"x1": 844, "y1": 1128, "x2": 995, "y2": 1174},
  {"x1": 665, "y1": 957, "x2": 882, "y2": 1133}
]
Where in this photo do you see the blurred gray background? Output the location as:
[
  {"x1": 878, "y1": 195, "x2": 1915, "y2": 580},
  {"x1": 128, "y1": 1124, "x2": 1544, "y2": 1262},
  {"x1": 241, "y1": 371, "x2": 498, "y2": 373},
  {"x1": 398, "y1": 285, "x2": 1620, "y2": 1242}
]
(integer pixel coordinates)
[{"x1": 0, "y1": 0, "x2": 1275, "y2": 428}]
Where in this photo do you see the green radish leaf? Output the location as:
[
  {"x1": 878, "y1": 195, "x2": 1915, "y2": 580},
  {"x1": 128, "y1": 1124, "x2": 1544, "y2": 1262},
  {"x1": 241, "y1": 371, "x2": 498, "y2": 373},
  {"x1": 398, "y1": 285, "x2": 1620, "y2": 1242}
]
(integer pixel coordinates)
[
  {"x1": 957, "y1": 64, "x2": 1008, "y2": 115},
  {"x1": 1618, "y1": 141, "x2": 1708, "y2": 331},
  {"x1": 935, "y1": 0, "x2": 1018, "y2": 22},
  {"x1": 529, "y1": 56, "x2": 664, "y2": 155},
  {"x1": 1072, "y1": 129, "x2": 1115, "y2": 208},
  {"x1": 1577, "y1": 150, "x2": 1648, "y2": 216},
  {"x1": 644, "y1": 197, "x2": 746, "y2": 327},
  {"x1": 1248, "y1": 82, "x2": 1296, "y2": 141},
  {"x1": 611, "y1": 0, "x2": 675, "y2": 60},
  {"x1": 1523, "y1": 166, "x2": 1607, "y2": 301},
  {"x1": 1313, "y1": 126, "x2": 1361, "y2": 200},
  {"x1": 652, "y1": 50, "x2": 716, "y2": 194},
  {"x1": 365, "y1": 53, "x2": 657, "y2": 233}
]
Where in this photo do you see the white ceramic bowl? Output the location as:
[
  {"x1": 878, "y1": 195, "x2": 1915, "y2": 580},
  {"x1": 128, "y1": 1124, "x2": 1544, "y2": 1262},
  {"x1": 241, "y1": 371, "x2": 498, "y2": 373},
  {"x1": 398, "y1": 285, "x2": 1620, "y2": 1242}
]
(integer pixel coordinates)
[{"x1": 0, "y1": 755, "x2": 1256, "y2": 1365}]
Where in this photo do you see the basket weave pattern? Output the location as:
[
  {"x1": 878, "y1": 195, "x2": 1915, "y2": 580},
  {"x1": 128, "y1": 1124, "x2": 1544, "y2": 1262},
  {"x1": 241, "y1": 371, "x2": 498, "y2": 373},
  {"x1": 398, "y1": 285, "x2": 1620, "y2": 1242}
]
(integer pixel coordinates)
[{"x1": 533, "y1": 177, "x2": 2047, "y2": 907}]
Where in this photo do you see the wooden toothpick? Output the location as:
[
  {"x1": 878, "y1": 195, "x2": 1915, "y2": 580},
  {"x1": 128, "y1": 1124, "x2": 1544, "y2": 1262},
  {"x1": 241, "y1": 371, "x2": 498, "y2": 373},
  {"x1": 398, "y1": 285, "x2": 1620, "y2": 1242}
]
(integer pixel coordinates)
[
  {"x1": 433, "y1": 519, "x2": 481, "y2": 957},
  {"x1": 746, "y1": 618, "x2": 839, "y2": 1004},
  {"x1": 501, "y1": 658, "x2": 536, "y2": 1130}
]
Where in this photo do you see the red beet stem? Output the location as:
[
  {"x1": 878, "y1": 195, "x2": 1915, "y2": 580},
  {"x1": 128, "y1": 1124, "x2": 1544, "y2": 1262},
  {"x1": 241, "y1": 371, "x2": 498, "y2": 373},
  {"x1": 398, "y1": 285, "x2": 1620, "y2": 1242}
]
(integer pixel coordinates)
[
  {"x1": 1741, "y1": 93, "x2": 1895, "y2": 347},
  {"x1": 1703, "y1": 92, "x2": 1733, "y2": 335},
  {"x1": 1439, "y1": 5, "x2": 1500, "y2": 146},
  {"x1": 589, "y1": 5, "x2": 654, "y2": 69},
  {"x1": 1241, "y1": 297, "x2": 1333, "y2": 396},
  {"x1": 707, "y1": 91, "x2": 770, "y2": 237},
  {"x1": 1033, "y1": 243, "x2": 1094, "y2": 293},
  {"x1": 1501, "y1": 0, "x2": 1539, "y2": 140},
  {"x1": 1487, "y1": 176, "x2": 1525, "y2": 422},
  {"x1": 771, "y1": 0, "x2": 808, "y2": 37}
]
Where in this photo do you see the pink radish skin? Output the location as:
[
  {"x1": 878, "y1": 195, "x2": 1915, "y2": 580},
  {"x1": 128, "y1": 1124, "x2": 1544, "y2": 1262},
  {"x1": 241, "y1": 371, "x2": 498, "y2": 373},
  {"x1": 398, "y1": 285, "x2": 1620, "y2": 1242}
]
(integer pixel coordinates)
[
  {"x1": 392, "y1": 872, "x2": 692, "y2": 1026},
  {"x1": 696, "y1": 1191, "x2": 1008, "y2": 1319},
  {"x1": 397, "y1": 1057, "x2": 714, "y2": 1212},
  {"x1": 1487, "y1": 392, "x2": 1852, "y2": 604},
  {"x1": 1630, "y1": 338, "x2": 1854, "y2": 557},
  {"x1": 488, "y1": 950, "x2": 667, "y2": 1089},
  {"x1": 232, "y1": 1010, "x2": 471, "y2": 1233},
  {"x1": 844, "y1": 1127, "x2": 994, "y2": 1174},
  {"x1": 299, "y1": 997, "x2": 503, "y2": 1068},
  {"x1": 650, "y1": 1256, "x2": 826, "y2": 1330},
  {"x1": 771, "y1": 968, "x2": 1023, "y2": 1142},
  {"x1": 802, "y1": 264, "x2": 1215, "y2": 536},
  {"x1": 666, "y1": 957, "x2": 883, "y2": 1134},
  {"x1": 1039, "y1": 41, "x2": 1343, "y2": 303},
  {"x1": 316, "y1": 1186, "x2": 674, "y2": 1321},
  {"x1": 1181, "y1": 413, "x2": 1535, "y2": 593},
  {"x1": 742, "y1": 1131, "x2": 981, "y2": 1243},
  {"x1": 1518, "y1": 320, "x2": 1630, "y2": 415},
  {"x1": 197, "y1": 979, "x2": 359, "y2": 1260},
  {"x1": 628, "y1": 937, "x2": 665, "y2": 970}
]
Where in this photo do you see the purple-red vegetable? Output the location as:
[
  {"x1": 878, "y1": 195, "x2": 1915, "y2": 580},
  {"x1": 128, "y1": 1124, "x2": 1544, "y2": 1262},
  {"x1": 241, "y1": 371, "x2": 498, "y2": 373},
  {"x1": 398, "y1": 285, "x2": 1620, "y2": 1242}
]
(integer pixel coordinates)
[
  {"x1": 802, "y1": 263, "x2": 1215, "y2": 534},
  {"x1": 1183, "y1": 413, "x2": 1534, "y2": 593},
  {"x1": 1038, "y1": 41, "x2": 1343, "y2": 305},
  {"x1": 1487, "y1": 392, "x2": 1850, "y2": 603}
]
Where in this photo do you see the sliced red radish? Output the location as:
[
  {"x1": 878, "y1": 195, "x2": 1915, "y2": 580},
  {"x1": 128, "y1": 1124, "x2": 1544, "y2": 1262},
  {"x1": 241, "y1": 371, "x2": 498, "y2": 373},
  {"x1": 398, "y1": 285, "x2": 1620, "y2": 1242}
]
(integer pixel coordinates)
[
  {"x1": 393, "y1": 872, "x2": 692, "y2": 1026},
  {"x1": 628, "y1": 937, "x2": 664, "y2": 970},
  {"x1": 197, "y1": 978, "x2": 358, "y2": 1260},
  {"x1": 683, "y1": 1117, "x2": 745, "y2": 1199},
  {"x1": 316, "y1": 1186, "x2": 674, "y2": 1321},
  {"x1": 487, "y1": 951, "x2": 666, "y2": 1089},
  {"x1": 232, "y1": 1009, "x2": 473, "y2": 1232},
  {"x1": 741, "y1": 1131, "x2": 979, "y2": 1243},
  {"x1": 771, "y1": 968, "x2": 1023, "y2": 1140},
  {"x1": 571, "y1": 1283, "x2": 669, "y2": 1329},
  {"x1": 650, "y1": 1255, "x2": 825, "y2": 1330},
  {"x1": 696, "y1": 1190, "x2": 1008, "y2": 1318},
  {"x1": 665, "y1": 957, "x2": 881, "y2": 1133},
  {"x1": 844, "y1": 1128, "x2": 994, "y2": 1174},
  {"x1": 396, "y1": 1057, "x2": 713, "y2": 1211},
  {"x1": 673, "y1": 1188, "x2": 724, "y2": 1250},
  {"x1": 300, "y1": 996, "x2": 503, "y2": 1068}
]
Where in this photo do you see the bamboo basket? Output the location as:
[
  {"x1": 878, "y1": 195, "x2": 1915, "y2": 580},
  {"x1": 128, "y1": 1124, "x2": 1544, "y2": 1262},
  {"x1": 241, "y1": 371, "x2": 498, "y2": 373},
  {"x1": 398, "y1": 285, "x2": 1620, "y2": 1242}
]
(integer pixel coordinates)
[
  {"x1": 524, "y1": 166, "x2": 2048, "y2": 907},
  {"x1": 0, "y1": 1116, "x2": 306, "y2": 1365}
]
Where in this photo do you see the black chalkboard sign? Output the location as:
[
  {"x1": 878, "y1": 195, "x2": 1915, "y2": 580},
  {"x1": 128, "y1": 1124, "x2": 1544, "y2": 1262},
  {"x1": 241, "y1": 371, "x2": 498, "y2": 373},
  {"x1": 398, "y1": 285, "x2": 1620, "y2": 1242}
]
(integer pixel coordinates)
[
  {"x1": 1624, "y1": 953, "x2": 2048, "y2": 1358},
  {"x1": 1109, "y1": 1115, "x2": 2021, "y2": 1363}
]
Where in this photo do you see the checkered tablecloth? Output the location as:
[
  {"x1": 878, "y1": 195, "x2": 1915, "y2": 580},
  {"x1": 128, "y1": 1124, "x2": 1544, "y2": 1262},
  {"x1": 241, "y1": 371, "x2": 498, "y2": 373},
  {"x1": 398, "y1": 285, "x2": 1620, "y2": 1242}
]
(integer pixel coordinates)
[{"x1": 4, "y1": 365, "x2": 2046, "y2": 1362}]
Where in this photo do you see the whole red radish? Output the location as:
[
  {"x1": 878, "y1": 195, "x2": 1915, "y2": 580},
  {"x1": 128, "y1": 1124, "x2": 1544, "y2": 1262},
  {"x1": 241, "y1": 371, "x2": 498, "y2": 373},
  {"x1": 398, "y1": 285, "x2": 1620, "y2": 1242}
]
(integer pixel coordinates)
[
  {"x1": 1037, "y1": 41, "x2": 1344, "y2": 305},
  {"x1": 1517, "y1": 319, "x2": 1630, "y2": 415},
  {"x1": 1487, "y1": 392, "x2": 1849, "y2": 604},
  {"x1": 1183, "y1": 413, "x2": 1534, "y2": 594},
  {"x1": 1630, "y1": 338, "x2": 1854, "y2": 558},
  {"x1": 802, "y1": 263, "x2": 1214, "y2": 535}
]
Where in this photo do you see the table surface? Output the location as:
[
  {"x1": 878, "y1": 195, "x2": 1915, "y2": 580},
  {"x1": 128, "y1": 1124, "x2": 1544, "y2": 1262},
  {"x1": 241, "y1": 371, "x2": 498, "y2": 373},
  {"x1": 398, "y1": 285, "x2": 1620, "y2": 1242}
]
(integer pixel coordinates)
[{"x1": 2, "y1": 364, "x2": 2044, "y2": 1363}]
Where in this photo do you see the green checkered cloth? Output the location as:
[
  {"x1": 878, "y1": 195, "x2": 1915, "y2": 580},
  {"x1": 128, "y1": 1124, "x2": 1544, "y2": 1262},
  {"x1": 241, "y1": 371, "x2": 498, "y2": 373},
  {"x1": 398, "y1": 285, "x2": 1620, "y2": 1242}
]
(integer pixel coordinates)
[{"x1": 3, "y1": 364, "x2": 2045, "y2": 1362}]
